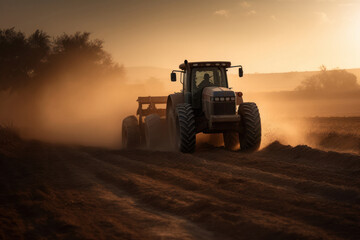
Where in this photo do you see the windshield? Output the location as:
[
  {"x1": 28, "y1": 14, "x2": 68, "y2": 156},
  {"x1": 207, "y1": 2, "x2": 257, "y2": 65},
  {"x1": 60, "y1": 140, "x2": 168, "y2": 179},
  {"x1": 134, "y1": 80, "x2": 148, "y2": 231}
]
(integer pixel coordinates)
[{"x1": 191, "y1": 67, "x2": 227, "y2": 92}]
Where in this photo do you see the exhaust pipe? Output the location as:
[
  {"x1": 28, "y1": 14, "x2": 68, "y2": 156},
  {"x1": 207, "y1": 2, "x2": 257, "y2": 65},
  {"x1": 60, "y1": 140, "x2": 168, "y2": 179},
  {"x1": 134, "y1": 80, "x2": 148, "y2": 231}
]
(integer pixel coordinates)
[
  {"x1": 184, "y1": 59, "x2": 190, "y2": 72},
  {"x1": 184, "y1": 60, "x2": 191, "y2": 104}
]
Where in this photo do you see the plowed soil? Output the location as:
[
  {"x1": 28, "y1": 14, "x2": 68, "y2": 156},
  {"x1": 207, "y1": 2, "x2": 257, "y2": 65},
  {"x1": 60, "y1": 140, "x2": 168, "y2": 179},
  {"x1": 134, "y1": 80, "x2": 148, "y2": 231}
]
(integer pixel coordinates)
[{"x1": 0, "y1": 137, "x2": 359, "y2": 240}]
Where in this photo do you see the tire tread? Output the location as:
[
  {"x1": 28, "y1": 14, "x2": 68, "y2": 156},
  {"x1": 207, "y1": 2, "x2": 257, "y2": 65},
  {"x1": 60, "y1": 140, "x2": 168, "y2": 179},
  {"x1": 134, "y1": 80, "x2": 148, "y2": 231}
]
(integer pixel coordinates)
[
  {"x1": 176, "y1": 104, "x2": 196, "y2": 153},
  {"x1": 239, "y1": 102, "x2": 261, "y2": 152}
]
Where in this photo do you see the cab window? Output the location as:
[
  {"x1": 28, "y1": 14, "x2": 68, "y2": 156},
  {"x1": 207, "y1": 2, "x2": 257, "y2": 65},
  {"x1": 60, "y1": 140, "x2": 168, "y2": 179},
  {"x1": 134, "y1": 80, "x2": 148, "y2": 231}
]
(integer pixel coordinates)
[
  {"x1": 191, "y1": 67, "x2": 227, "y2": 92},
  {"x1": 191, "y1": 67, "x2": 227, "y2": 108}
]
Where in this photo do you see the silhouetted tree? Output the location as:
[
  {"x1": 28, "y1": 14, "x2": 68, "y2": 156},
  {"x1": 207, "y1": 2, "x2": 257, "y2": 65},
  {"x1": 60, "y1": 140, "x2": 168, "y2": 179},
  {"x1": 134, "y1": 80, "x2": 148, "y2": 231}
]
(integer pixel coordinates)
[
  {"x1": 27, "y1": 30, "x2": 51, "y2": 71},
  {"x1": 48, "y1": 32, "x2": 120, "y2": 75},
  {"x1": 0, "y1": 28, "x2": 51, "y2": 91},
  {"x1": 0, "y1": 29, "x2": 122, "y2": 91},
  {"x1": 54, "y1": 32, "x2": 106, "y2": 62},
  {"x1": 296, "y1": 66, "x2": 359, "y2": 92}
]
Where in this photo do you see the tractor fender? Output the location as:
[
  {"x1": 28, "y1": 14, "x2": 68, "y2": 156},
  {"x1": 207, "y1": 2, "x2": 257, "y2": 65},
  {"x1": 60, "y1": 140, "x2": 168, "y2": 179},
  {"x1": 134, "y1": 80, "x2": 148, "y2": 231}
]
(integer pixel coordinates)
[{"x1": 166, "y1": 93, "x2": 184, "y2": 114}]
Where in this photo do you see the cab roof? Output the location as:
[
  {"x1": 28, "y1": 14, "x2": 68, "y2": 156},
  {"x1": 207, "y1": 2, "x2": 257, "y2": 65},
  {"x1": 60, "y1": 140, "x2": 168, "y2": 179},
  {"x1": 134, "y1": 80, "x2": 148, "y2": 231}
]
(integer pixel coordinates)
[{"x1": 179, "y1": 61, "x2": 231, "y2": 70}]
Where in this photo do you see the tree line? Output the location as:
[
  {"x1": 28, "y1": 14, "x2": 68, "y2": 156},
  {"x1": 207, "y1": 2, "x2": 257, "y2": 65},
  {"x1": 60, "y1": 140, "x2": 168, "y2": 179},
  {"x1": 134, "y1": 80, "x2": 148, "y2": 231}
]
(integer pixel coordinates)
[
  {"x1": 296, "y1": 65, "x2": 359, "y2": 92},
  {"x1": 0, "y1": 28, "x2": 123, "y2": 92}
]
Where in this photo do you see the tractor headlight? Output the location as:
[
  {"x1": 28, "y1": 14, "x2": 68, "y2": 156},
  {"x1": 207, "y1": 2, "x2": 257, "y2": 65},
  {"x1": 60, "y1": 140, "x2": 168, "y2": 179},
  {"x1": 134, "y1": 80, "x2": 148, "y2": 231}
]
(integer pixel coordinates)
[{"x1": 212, "y1": 96, "x2": 235, "y2": 101}]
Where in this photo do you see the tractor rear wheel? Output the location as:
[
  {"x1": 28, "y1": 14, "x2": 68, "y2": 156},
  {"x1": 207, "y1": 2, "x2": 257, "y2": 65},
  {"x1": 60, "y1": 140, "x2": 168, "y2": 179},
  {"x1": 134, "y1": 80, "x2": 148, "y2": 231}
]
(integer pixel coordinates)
[
  {"x1": 176, "y1": 104, "x2": 196, "y2": 153},
  {"x1": 238, "y1": 102, "x2": 261, "y2": 152},
  {"x1": 144, "y1": 114, "x2": 162, "y2": 149},
  {"x1": 223, "y1": 132, "x2": 239, "y2": 151},
  {"x1": 168, "y1": 103, "x2": 196, "y2": 153},
  {"x1": 122, "y1": 115, "x2": 141, "y2": 149}
]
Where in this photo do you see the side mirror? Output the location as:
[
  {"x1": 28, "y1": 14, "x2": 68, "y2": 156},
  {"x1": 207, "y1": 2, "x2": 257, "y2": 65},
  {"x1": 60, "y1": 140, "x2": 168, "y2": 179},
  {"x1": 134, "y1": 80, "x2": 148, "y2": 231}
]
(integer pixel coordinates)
[
  {"x1": 171, "y1": 72, "x2": 176, "y2": 82},
  {"x1": 239, "y1": 66, "x2": 243, "y2": 78}
]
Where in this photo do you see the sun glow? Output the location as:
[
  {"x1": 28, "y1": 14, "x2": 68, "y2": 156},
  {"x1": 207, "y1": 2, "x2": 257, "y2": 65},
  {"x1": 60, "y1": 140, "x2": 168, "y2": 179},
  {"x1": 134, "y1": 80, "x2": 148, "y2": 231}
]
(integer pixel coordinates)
[{"x1": 348, "y1": 10, "x2": 360, "y2": 53}]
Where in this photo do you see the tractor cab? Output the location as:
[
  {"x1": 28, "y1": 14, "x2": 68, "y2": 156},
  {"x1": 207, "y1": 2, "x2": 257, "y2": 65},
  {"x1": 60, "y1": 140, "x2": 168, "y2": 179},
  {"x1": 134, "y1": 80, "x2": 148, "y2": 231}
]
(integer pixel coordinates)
[{"x1": 171, "y1": 61, "x2": 243, "y2": 109}]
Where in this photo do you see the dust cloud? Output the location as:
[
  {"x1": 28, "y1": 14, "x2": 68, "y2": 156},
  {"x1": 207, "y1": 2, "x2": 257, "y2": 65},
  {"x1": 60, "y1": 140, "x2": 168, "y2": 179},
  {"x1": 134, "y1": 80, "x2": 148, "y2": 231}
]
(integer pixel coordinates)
[
  {"x1": 0, "y1": 68, "x2": 173, "y2": 148},
  {"x1": 0, "y1": 59, "x2": 359, "y2": 151}
]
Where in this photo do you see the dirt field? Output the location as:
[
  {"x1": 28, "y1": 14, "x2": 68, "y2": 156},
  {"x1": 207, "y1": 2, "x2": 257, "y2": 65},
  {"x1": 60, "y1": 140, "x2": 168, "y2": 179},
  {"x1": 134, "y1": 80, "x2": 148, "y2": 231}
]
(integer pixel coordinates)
[{"x1": 0, "y1": 124, "x2": 359, "y2": 240}]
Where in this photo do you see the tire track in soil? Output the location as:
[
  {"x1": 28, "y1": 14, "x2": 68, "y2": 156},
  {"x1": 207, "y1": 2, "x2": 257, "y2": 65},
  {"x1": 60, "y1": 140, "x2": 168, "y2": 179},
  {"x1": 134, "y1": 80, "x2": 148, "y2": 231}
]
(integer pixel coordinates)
[
  {"x1": 1, "y1": 141, "x2": 360, "y2": 240},
  {"x1": 78, "y1": 146, "x2": 359, "y2": 240}
]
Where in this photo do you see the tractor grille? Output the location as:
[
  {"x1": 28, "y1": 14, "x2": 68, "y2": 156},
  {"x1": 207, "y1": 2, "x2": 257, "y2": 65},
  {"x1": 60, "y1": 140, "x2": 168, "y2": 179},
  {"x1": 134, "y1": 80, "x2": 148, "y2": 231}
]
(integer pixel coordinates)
[{"x1": 213, "y1": 102, "x2": 236, "y2": 115}]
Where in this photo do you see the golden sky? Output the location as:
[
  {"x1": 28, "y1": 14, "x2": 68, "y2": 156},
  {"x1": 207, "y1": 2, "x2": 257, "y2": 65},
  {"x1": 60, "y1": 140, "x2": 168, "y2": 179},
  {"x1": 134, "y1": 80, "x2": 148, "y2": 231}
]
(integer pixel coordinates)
[{"x1": 1, "y1": 0, "x2": 359, "y2": 73}]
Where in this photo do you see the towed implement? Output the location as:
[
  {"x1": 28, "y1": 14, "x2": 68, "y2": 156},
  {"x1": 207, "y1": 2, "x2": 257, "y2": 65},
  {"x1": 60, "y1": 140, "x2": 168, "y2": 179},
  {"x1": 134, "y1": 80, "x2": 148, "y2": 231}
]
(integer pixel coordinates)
[{"x1": 122, "y1": 60, "x2": 261, "y2": 153}]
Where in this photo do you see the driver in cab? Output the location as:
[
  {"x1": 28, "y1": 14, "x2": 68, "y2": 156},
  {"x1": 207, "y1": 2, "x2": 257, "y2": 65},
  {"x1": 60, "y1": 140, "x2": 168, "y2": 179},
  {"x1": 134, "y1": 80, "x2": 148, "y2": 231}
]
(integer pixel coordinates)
[{"x1": 197, "y1": 73, "x2": 213, "y2": 90}]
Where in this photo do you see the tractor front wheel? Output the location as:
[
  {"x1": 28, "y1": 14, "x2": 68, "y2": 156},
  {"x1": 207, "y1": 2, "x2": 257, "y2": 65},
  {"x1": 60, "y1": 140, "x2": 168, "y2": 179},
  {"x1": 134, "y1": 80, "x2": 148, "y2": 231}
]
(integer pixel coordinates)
[{"x1": 223, "y1": 132, "x2": 239, "y2": 151}]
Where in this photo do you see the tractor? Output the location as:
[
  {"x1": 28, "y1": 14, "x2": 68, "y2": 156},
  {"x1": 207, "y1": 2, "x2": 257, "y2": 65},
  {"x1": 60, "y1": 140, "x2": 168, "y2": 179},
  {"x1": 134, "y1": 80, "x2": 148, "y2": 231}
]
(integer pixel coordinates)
[{"x1": 122, "y1": 60, "x2": 261, "y2": 153}]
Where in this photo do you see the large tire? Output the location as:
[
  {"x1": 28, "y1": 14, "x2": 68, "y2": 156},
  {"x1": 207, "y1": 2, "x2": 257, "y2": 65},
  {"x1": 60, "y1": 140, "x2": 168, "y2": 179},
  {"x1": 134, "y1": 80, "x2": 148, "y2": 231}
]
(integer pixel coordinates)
[
  {"x1": 223, "y1": 132, "x2": 239, "y2": 151},
  {"x1": 144, "y1": 114, "x2": 162, "y2": 149},
  {"x1": 167, "y1": 103, "x2": 196, "y2": 153},
  {"x1": 122, "y1": 115, "x2": 140, "y2": 149},
  {"x1": 238, "y1": 102, "x2": 261, "y2": 152},
  {"x1": 176, "y1": 104, "x2": 196, "y2": 153}
]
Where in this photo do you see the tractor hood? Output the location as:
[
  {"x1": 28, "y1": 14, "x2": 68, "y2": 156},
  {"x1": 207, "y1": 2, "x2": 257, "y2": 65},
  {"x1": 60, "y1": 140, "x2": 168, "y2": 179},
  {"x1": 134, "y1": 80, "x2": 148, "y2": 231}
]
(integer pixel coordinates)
[
  {"x1": 202, "y1": 87, "x2": 237, "y2": 119},
  {"x1": 202, "y1": 86, "x2": 236, "y2": 99}
]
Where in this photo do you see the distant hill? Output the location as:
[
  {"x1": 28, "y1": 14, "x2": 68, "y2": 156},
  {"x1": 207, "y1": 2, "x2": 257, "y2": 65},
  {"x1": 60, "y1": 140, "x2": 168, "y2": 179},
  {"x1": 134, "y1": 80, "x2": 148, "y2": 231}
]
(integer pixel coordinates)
[
  {"x1": 125, "y1": 66, "x2": 360, "y2": 93},
  {"x1": 230, "y1": 68, "x2": 360, "y2": 92}
]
